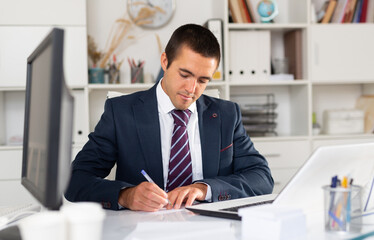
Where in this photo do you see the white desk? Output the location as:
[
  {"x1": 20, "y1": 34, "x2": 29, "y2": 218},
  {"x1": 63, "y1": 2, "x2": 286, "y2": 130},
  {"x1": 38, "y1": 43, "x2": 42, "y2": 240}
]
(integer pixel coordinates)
[
  {"x1": 101, "y1": 208, "x2": 374, "y2": 240},
  {"x1": 103, "y1": 208, "x2": 241, "y2": 240}
]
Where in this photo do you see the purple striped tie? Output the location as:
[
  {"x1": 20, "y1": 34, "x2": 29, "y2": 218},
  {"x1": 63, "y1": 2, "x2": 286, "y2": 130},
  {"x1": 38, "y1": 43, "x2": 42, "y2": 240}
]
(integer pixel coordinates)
[{"x1": 166, "y1": 109, "x2": 193, "y2": 192}]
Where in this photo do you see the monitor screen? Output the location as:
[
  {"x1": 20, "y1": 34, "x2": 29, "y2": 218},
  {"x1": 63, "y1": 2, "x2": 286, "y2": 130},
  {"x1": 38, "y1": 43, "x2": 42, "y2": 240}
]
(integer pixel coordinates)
[{"x1": 22, "y1": 28, "x2": 74, "y2": 210}]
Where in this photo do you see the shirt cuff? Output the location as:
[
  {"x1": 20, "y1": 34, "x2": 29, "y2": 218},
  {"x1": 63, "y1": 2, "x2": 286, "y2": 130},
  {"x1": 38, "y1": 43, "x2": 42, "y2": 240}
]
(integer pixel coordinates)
[
  {"x1": 118, "y1": 187, "x2": 127, "y2": 210},
  {"x1": 194, "y1": 181, "x2": 212, "y2": 202},
  {"x1": 118, "y1": 203, "x2": 125, "y2": 210}
]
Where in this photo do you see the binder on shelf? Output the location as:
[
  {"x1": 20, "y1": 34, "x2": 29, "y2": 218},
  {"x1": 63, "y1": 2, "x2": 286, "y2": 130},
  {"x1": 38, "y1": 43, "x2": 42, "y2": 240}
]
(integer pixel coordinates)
[
  {"x1": 0, "y1": 93, "x2": 5, "y2": 145},
  {"x1": 204, "y1": 19, "x2": 224, "y2": 81},
  {"x1": 321, "y1": 0, "x2": 337, "y2": 23},
  {"x1": 229, "y1": 30, "x2": 270, "y2": 83},
  {"x1": 72, "y1": 90, "x2": 89, "y2": 144},
  {"x1": 284, "y1": 30, "x2": 303, "y2": 80}
]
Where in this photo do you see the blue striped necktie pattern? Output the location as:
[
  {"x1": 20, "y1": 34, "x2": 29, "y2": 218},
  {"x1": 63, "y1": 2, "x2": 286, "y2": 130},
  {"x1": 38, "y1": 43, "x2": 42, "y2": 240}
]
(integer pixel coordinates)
[{"x1": 166, "y1": 109, "x2": 193, "y2": 192}]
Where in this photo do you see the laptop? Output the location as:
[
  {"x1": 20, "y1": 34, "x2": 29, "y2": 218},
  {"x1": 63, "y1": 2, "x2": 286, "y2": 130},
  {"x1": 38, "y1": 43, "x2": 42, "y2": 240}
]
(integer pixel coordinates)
[{"x1": 187, "y1": 142, "x2": 374, "y2": 220}]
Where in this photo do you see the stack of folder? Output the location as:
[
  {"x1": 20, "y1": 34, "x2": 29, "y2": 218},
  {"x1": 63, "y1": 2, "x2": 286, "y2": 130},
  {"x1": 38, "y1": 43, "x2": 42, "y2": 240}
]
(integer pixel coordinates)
[{"x1": 237, "y1": 94, "x2": 278, "y2": 137}]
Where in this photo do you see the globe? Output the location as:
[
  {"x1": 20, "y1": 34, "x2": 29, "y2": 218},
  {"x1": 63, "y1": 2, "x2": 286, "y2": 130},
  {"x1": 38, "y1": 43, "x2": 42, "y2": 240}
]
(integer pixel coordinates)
[{"x1": 257, "y1": 0, "x2": 279, "y2": 23}]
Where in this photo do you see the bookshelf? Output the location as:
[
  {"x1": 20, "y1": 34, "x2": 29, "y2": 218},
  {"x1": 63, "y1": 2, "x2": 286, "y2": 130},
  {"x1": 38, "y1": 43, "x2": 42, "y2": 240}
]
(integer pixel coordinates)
[{"x1": 224, "y1": 0, "x2": 374, "y2": 192}]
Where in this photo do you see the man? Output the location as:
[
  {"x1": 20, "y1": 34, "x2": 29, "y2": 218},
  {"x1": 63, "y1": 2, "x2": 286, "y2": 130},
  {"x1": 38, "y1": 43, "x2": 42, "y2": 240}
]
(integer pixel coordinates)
[{"x1": 65, "y1": 23, "x2": 273, "y2": 211}]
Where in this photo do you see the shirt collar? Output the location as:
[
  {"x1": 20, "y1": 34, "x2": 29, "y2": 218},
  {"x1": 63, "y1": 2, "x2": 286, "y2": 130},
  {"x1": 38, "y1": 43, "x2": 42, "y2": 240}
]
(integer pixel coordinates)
[{"x1": 156, "y1": 78, "x2": 196, "y2": 115}]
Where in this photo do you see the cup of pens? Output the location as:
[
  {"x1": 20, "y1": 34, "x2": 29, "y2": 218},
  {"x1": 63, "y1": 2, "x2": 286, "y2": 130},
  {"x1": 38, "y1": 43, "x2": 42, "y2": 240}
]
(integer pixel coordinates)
[
  {"x1": 129, "y1": 58, "x2": 145, "y2": 84},
  {"x1": 323, "y1": 178, "x2": 362, "y2": 233}
]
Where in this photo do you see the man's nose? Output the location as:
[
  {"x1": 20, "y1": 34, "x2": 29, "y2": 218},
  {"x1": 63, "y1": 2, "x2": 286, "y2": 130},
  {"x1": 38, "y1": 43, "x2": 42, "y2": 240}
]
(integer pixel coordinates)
[{"x1": 185, "y1": 78, "x2": 197, "y2": 94}]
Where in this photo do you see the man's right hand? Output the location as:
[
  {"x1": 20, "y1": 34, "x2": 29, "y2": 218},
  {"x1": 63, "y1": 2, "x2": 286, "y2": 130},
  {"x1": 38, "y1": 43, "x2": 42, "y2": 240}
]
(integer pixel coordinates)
[{"x1": 118, "y1": 182, "x2": 169, "y2": 211}]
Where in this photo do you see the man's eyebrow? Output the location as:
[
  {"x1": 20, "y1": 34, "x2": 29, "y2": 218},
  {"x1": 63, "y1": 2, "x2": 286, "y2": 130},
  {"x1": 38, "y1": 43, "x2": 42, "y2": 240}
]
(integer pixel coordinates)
[
  {"x1": 179, "y1": 68, "x2": 194, "y2": 76},
  {"x1": 179, "y1": 68, "x2": 211, "y2": 81}
]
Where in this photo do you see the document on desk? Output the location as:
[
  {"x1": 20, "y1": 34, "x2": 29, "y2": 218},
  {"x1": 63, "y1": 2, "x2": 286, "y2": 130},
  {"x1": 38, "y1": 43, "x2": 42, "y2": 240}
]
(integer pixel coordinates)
[
  {"x1": 123, "y1": 221, "x2": 236, "y2": 240},
  {"x1": 145, "y1": 208, "x2": 185, "y2": 215}
]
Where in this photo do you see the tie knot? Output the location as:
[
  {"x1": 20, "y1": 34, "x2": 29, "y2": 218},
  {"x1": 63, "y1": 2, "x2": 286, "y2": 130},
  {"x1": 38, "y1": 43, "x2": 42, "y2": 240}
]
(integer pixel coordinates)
[{"x1": 172, "y1": 109, "x2": 191, "y2": 127}]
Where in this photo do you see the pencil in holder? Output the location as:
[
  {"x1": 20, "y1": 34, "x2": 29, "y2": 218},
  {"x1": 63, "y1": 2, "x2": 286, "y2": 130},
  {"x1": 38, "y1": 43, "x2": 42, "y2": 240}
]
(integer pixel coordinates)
[
  {"x1": 323, "y1": 185, "x2": 362, "y2": 233},
  {"x1": 131, "y1": 66, "x2": 144, "y2": 84}
]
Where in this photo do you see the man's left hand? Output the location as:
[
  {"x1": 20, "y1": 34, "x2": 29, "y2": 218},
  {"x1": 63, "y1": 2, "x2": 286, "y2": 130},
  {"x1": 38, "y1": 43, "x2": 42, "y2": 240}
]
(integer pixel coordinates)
[{"x1": 166, "y1": 183, "x2": 207, "y2": 210}]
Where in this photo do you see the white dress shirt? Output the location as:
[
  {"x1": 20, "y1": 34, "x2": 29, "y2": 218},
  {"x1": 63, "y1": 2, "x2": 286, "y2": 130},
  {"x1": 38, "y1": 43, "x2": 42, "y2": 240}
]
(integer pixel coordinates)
[{"x1": 156, "y1": 80, "x2": 211, "y2": 201}]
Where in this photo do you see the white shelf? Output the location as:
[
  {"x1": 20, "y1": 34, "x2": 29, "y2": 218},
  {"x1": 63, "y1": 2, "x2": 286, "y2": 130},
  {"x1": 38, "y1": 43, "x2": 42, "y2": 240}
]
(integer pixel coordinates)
[
  {"x1": 228, "y1": 23, "x2": 308, "y2": 30},
  {"x1": 312, "y1": 80, "x2": 374, "y2": 85},
  {"x1": 207, "y1": 81, "x2": 226, "y2": 86},
  {"x1": 252, "y1": 136, "x2": 310, "y2": 142},
  {"x1": 88, "y1": 83, "x2": 155, "y2": 90},
  {"x1": 310, "y1": 23, "x2": 374, "y2": 26},
  {"x1": 312, "y1": 134, "x2": 374, "y2": 141},
  {"x1": 229, "y1": 80, "x2": 309, "y2": 86},
  {"x1": 0, "y1": 87, "x2": 25, "y2": 91},
  {"x1": 0, "y1": 145, "x2": 22, "y2": 151}
]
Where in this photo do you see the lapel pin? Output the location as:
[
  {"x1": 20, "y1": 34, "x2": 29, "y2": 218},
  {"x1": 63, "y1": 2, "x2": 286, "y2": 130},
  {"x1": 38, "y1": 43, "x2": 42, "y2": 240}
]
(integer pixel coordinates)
[{"x1": 212, "y1": 113, "x2": 217, "y2": 118}]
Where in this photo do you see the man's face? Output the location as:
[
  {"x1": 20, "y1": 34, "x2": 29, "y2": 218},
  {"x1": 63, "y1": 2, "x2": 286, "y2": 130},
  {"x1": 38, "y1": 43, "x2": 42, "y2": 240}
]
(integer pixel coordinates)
[{"x1": 160, "y1": 46, "x2": 218, "y2": 110}]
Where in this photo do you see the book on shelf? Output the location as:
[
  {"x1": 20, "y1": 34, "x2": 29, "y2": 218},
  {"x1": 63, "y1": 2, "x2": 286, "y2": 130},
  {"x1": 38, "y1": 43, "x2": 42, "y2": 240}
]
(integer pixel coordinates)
[
  {"x1": 246, "y1": 0, "x2": 259, "y2": 23},
  {"x1": 343, "y1": 0, "x2": 359, "y2": 22},
  {"x1": 228, "y1": 0, "x2": 260, "y2": 23},
  {"x1": 249, "y1": 0, "x2": 263, "y2": 23},
  {"x1": 340, "y1": 0, "x2": 352, "y2": 23},
  {"x1": 321, "y1": 0, "x2": 337, "y2": 23},
  {"x1": 360, "y1": 0, "x2": 369, "y2": 22},
  {"x1": 284, "y1": 30, "x2": 303, "y2": 80},
  {"x1": 317, "y1": 1, "x2": 330, "y2": 22},
  {"x1": 331, "y1": 0, "x2": 349, "y2": 23},
  {"x1": 353, "y1": 0, "x2": 363, "y2": 22},
  {"x1": 239, "y1": 0, "x2": 252, "y2": 23},
  {"x1": 367, "y1": 0, "x2": 374, "y2": 22},
  {"x1": 228, "y1": 0, "x2": 244, "y2": 23}
]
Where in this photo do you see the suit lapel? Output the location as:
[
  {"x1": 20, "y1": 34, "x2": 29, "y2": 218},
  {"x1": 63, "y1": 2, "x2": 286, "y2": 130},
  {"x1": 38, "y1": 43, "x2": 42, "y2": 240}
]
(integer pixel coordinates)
[
  {"x1": 197, "y1": 96, "x2": 221, "y2": 178},
  {"x1": 132, "y1": 85, "x2": 164, "y2": 188}
]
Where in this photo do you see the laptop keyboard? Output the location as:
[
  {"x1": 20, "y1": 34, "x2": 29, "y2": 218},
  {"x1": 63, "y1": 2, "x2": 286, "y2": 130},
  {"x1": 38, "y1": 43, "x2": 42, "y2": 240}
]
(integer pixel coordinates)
[{"x1": 220, "y1": 200, "x2": 274, "y2": 212}]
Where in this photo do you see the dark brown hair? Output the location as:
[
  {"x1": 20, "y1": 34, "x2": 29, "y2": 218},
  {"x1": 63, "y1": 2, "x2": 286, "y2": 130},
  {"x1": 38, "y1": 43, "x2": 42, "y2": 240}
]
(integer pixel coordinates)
[{"x1": 164, "y1": 23, "x2": 221, "y2": 69}]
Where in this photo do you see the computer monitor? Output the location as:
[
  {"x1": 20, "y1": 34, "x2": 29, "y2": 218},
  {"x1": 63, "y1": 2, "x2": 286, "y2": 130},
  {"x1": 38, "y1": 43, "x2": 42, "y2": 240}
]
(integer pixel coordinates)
[{"x1": 21, "y1": 28, "x2": 74, "y2": 210}]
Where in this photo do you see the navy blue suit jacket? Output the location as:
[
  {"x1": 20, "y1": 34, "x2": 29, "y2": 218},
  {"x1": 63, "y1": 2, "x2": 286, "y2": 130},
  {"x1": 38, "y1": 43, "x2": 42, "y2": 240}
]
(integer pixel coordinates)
[{"x1": 65, "y1": 84, "x2": 273, "y2": 210}]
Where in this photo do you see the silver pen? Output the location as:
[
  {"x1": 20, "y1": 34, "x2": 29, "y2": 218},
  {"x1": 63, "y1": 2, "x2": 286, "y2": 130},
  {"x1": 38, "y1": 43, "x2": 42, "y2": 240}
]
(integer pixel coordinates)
[{"x1": 141, "y1": 170, "x2": 172, "y2": 206}]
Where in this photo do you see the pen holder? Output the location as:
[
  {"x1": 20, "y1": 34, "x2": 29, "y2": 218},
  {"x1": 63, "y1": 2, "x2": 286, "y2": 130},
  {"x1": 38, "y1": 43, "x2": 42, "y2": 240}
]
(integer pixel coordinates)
[
  {"x1": 323, "y1": 185, "x2": 362, "y2": 233},
  {"x1": 108, "y1": 67, "x2": 120, "y2": 84},
  {"x1": 131, "y1": 66, "x2": 144, "y2": 84},
  {"x1": 88, "y1": 67, "x2": 105, "y2": 84}
]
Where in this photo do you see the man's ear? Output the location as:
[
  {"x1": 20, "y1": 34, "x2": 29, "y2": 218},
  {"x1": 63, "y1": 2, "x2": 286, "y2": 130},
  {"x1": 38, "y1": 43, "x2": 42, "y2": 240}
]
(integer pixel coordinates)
[{"x1": 160, "y1": 52, "x2": 168, "y2": 72}]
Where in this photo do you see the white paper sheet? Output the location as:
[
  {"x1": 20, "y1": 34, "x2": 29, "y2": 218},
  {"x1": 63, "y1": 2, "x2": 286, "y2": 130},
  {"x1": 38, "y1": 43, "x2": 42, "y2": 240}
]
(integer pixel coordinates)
[{"x1": 123, "y1": 221, "x2": 236, "y2": 240}]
